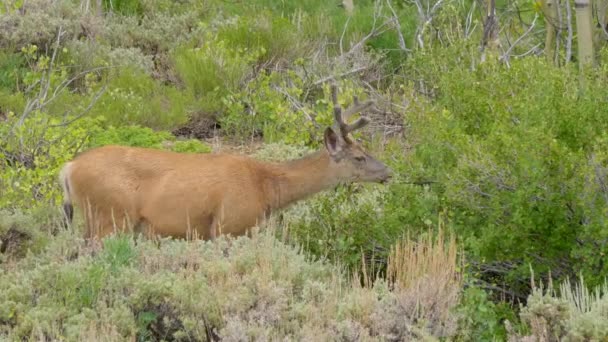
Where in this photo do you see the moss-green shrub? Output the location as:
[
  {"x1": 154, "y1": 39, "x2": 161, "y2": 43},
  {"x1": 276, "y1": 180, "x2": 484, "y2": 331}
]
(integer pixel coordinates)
[
  {"x1": 0, "y1": 112, "x2": 105, "y2": 209},
  {"x1": 172, "y1": 33, "x2": 264, "y2": 114},
  {"x1": 401, "y1": 45, "x2": 608, "y2": 292},
  {"x1": 221, "y1": 74, "x2": 369, "y2": 145},
  {"x1": 88, "y1": 67, "x2": 192, "y2": 129},
  {"x1": 90, "y1": 125, "x2": 211, "y2": 153},
  {"x1": 0, "y1": 111, "x2": 209, "y2": 211},
  {"x1": 511, "y1": 276, "x2": 608, "y2": 341},
  {"x1": 0, "y1": 52, "x2": 25, "y2": 92}
]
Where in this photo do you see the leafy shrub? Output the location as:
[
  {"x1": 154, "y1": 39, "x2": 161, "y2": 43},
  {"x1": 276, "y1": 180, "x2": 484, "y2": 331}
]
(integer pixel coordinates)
[
  {"x1": 0, "y1": 112, "x2": 105, "y2": 210},
  {"x1": 456, "y1": 286, "x2": 509, "y2": 341},
  {"x1": 510, "y1": 275, "x2": 608, "y2": 341},
  {"x1": 172, "y1": 33, "x2": 264, "y2": 115},
  {"x1": 102, "y1": 0, "x2": 142, "y2": 15},
  {"x1": 221, "y1": 74, "x2": 369, "y2": 145},
  {"x1": 401, "y1": 46, "x2": 608, "y2": 294},
  {"x1": 0, "y1": 110, "x2": 209, "y2": 211},
  {"x1": 90, "y1": 125, "x2": 211, "y2": 153},
  {"x1": 88, "y1": 67, "x2": 193, "y2": 129},
  {"x1": 0, "y1": 0, "x2": 85, "y2": 50},
  {"x1": 0, "y1": 52, "x2": 25, "y2": 92},
  {"x1": 89, "y1": 125, "x2": 172, "y2": 149}
]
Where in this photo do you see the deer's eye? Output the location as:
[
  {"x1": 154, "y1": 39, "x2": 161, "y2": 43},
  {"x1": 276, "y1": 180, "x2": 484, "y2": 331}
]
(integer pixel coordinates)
[{"x1": 354, "y1": 156, "x2": 366, "y2": 162}]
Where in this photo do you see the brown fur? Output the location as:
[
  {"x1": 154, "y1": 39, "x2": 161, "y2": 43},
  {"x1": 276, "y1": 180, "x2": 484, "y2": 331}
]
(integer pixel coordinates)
[{"x1": 59, "y1": 90, "x2": 391, "y2": 241}]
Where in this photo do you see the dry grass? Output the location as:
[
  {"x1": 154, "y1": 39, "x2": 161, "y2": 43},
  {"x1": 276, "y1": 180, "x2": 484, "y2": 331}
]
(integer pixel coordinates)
[
  {"x1": 375, "y1": 220, "x2": 464, "y2": 339},
  {"x1": 0, "y1": 214, "x2": 466, "y2": 341}
]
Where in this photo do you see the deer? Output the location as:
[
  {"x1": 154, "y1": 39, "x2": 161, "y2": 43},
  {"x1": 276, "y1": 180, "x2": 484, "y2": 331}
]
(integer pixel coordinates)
[{"x1": 58, "y1": 85, "x2": 392, "y2": 241}]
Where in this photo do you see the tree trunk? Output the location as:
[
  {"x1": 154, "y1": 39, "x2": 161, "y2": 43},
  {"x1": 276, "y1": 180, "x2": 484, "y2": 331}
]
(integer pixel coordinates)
[
  {"x1": 543, "y1": 0, "x2": 557, "y2": 63},
  {"x1": 596, "y1": 0, "x2": 608, "y2": 46},
  {"x1": 575, "y1": 0, "x2": 594, "y2": 66},
  {"x1": 481, "y1": 0, "x2": 500, "y2": 62},
  {"x1": 342, "y1": 0, "x2": 354, "y2": 14}
]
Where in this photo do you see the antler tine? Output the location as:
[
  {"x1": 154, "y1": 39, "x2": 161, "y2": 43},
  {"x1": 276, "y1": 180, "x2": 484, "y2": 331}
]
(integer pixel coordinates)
[
  {"x1": 344, "y1": 116, "x2": 371, "y2": 134},
  {"x1": 342, "y1": 99, "x2": 376, "y2": 120},
  {"x1": 329, "y1": 83, "x2": 374, "y2": 137},
  {"x1": 331, "y1": 83, "x2": 348, "y2": 134}
]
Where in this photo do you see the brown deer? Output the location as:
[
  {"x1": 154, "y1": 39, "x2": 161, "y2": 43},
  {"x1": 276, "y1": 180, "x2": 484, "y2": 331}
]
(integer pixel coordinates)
[{"x1": 59, "y1": 85, "x2": 392, "y2": 241}]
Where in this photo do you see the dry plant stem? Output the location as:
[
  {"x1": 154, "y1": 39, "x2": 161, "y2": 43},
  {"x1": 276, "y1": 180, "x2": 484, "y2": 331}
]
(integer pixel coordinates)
[
  {"x1": 385, "y1": 0, "x2": 409, "y2": 51},
  {"x1": 414, "y1": 0, "x2": 447, "y2": 49},
  {"x1": 500, "y1": 14, "x2": 539, "y2": 67},
  {"x1": 312, "y1": 66, "x2": 369, "y2": 86},
  {"x1": 465, "y1": 1, "x2": 478, "y2": 38},
  {"x1": 339, "y1": 15, "x2": 351, "y2": 55},
  {"x1": 344, "y1": 1, "x2": 396, "y2": 56}
]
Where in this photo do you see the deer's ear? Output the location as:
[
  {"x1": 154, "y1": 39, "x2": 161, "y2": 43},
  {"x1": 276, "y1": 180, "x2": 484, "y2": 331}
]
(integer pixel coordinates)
[{"x1": 324, "y1": 127, "x2": 342, "y2": 157}]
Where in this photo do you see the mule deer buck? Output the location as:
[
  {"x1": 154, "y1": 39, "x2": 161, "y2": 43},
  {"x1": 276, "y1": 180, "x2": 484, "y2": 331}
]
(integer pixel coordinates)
[{"x1": 59, "y1": 85, "x2": 392, "y2": 241}]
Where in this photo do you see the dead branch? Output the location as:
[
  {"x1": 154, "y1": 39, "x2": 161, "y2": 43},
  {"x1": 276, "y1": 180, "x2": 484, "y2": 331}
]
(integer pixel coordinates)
[
  {"x1": 500, "y1": 13, "x2": 539, "y2": 66},
  {"x1": 386, "y1": 0, "x2": 410, "y2": 51}
]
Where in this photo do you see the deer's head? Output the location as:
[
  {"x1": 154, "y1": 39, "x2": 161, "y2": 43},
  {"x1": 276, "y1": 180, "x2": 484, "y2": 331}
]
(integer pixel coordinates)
[{"x1": 323, "y1": 84, "x2": 392, "y2": 184}]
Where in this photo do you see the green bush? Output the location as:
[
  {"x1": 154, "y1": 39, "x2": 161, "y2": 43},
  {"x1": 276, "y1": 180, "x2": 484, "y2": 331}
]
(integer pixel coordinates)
[
  {"x1": 511, "y1": 275, "x2": 608, "y2": 341},
  {"x1": 221, "y1": 74, "x2": 369, "y2": 145},
  {"x1": 0, "y1": 112, "x2": 105, "y2": 210},
  {"x1": 90, "y1": 125, "x2": 211, "y2": 153},
  {"x1": 0, "y1": 52, "x2": 25, "y2": 92},
  {"x1": 88, "y1": 67, "x2": 193, "y2": 129},
  {"x1": 172, "y1": 33, "x2": 264, "y2": 114},
  {"x1": 402, "y1": 45, "x2": 608, "y2": 292},
  {"x1": 0, "y1": 111, "x2": 209, "y2": 211},
  {"x1": 102, "y1": 0, "x2": 142, "y2": 15}
]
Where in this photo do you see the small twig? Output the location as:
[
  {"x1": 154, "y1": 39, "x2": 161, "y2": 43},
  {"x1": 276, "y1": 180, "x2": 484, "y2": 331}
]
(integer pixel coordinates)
[
  {"x1": 344, "y1": 2, "x2": 396, "y2": 56},
  {"x1": 312, "y1": 66, "x2": 369, "y2": 86},
  {"x1": 500, "y1": 13, "x2": 539, "y2": 65},
  {"x1": 386, "y1": 0, "x2": 410, "y2": 51},
  {"x1": 273, "y1": 85, "x2": 314, "y2": 124},
  {"x1": 339, "y1": 15, "x2": 351, "y2": 56},
  {"x1": 465, "y1": 1, "x2": 478, "y2": 38},
  {"x1": 49, "y1": 84, "x2": 107, "y2": 128}
]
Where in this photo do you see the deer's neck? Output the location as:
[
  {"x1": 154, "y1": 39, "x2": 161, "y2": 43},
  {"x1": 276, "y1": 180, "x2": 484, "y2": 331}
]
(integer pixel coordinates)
[{"x1": 264, "y1": 151, "x2": 339, "y2": 211}]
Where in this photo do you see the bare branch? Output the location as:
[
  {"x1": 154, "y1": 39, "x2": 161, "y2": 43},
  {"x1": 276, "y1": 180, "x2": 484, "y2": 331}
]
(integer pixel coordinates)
[
  {"x1": 49, "y1": 84, "x2": 107, "y2": 128},
  {"x1": 312, "y1": 66, "x2": 369, "y2": 86},
  {"x1": 339, "y1": 15, "x2": 351, "y2": 56},
  {"x1": 500, "y1": 14, "x2": 539, "y2": 66},
  {"x1": 386, "y1": 0, "x2": 409, "y2": 51}
]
